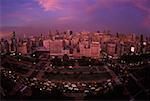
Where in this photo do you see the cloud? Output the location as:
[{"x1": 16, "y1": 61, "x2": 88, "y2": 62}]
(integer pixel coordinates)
[
  {"x1": 36, "y1": 0, "x2": 130, "y2": 14},
  {"x1": 1, "y1": 0, "x2": 149, "y2": 35},
  {"x1": 36, "y1": 0, "x2": 63, "y2": 11},
  {"x1": 83, "y1": 0, "x2": 131, "y2": 14},
  {"x1": 58, "y1": 16, "x2": 74, "y2": 21},
  {"x1": 142, "y1": 15, "x2": 150, "y2": 29},
  {"x1": 5, "y1": 12, "x2": 32, "y2": 22},
  {"x1": 132, "y1": 0, "x2": 150, "y2": 29},
  {"x1": 97, "y1": 0, "x2": 130, "y2": 6},
  {"x1": 23, "y1": 3, "x2": 34, "y2": 10},
  {"x1": 36, "y1": 0, "x2": 150, "y2": 30}
]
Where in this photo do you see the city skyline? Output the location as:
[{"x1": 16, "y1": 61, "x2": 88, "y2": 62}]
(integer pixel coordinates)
[
  {"x1": 1, "y1": 1, "x2": 150, "y2": 99},
  {"x1": 1, "y1": 0, "x2": 150, "y2": 38}
]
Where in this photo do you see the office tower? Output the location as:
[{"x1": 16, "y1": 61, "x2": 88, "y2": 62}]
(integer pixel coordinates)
[
  {"x1": 43, "y1": 39, "x2": 63, "y2": 56},
  {"x1": 140, "y1": 34, "x2": 144, "y2": 54},
  {"x1": 0, "y1": 39, "x2": 5, "y2": 53},
  {"x1": 27, "y1": 39, "x2": 32, "y2": 54},
  {"x1": 91, "y1": 42, "x2": 101, "y2": 58},
  {"x1": 10, "y1": 31, "x2": 18, "y2": 52},
  {"x1": 4, "y1": 40, "x2": 10, "y2": 53},
  {"x1": 18, "y1": 42, "x2": 28, "y2": 54},
  {"x1": 106, "y1": 42, "x2": 116, "y2": 57}
]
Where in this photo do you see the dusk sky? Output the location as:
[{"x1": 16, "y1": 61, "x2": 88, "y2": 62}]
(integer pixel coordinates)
[{"x1": 0, "y1": 0, "x2": 150, "y2": 38}]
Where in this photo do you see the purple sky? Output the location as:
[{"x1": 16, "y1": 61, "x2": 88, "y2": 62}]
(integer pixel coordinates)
[{"x1": 0, "y1": 0, "x2": 150, "y2": 38}]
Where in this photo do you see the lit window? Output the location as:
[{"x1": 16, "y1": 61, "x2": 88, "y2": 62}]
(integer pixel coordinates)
[
  {"x1": 143, "y1": 42, "x2": 146, "y2": 45},
  {"x1": 131, "y1": 47, "x2": 135, "y2": 52}
]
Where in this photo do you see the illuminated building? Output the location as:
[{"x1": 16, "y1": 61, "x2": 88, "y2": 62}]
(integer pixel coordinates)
[
  {"x1": 106, "y1": 42, "x2": 116, "y2": 57},
  {"x1": 91, "y1": 42, "x2": 101, "y2": 58},
  {"x1": 43, "y1": 39, "x2": 63, "y2": 56},
  {"x1": 18, "y1": 42, "x2": 28, "y2": 54}
]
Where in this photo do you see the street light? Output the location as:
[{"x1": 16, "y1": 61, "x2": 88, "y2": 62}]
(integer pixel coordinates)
[
  {"x1": 89, "y1": 59, "x2": 91, "y2": 62},
  {"x1": 12, "y1": 52, "x2": 16, "y2": 56},
  {"x1": 18, "y1": 59, "x2": 21, "y2": 61},
  {"x1": 33, "y1": 54, "x2": 35, "y2": 57}
]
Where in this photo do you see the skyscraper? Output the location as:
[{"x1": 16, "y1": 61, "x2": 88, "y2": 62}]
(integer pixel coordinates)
[
  {"x1": 4, "y1": 40, "x2": 10, "y2": 53},
  {"x1": 140, "y1": 34, "x2": 144, "y2": 54},
  {"x1": 10, "y1": 31, "x2": 18, "y2": 52}
]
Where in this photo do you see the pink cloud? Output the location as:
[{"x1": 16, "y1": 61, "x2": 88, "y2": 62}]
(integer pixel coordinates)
[
  {"x1": 142, "y1": 15, "x2": 150, "y2": 28},
  {"x1": 37, "y1": 0, "x2": 130, "y2": 14},
  {"x1": 84, "y1": 0, "x2": 131, "y2": 14},
  {"x1": 84, "y1": 0, "x2": 150, "y2": 29},
  {"x1": 36, "y1": 0, "x2": 150, "y2": 30},
  {"x1": 6, "y1": 12, "x2": 32, "y2": 22},
  {"x1": 98, "y1": 0, "x2": 129, "y2": 6},
  {"x1": 85, "y1": 3, "x2": 98, "y2": 14},
  {"x1": 22, "y1": 3, "x2": 35, "y2": 10},
  {"x1": 132, "y1": 0, "x2": 150, "y2": 28},
  {"x1": 58, "y1": 16, "x2": 74, "y2": 21},
  {"x1": 37, "y1": 0, "x2": 63, "y2": 11}
]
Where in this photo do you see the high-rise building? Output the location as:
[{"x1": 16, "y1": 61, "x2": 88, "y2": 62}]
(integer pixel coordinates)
[
  {"x1": 79, "y1": 41, "x2": 101, "y2": 58},
  {"x1": 26, "y1": 39, "x2": 32, "y2": 54},
  {"x1": 43, "y1": 39, "x2": 63, "y2": 56},
  {"x1": 0, "y1": 39, "x2": 5, "y2": 53},
  {"x1": 10, "y1": 31, "x2": 18, "y2": 52},
  {"x1": 91, "y1": 42, "x2": 101, "y2": 58},
  {"x1": 4, "y1": 40, "x2": 10, "y2": 53},
  {"x1": 106, "y1": 42, "x2": 116, "y2": 57},
  {"x1": 92, "y1": 32, "x2": 100, "y2": 42},
  {"x1": 18, "y1": 42, "x2": 28, "y2": 54},
  {"x1": 140, "y1": 34, "x2": 144, "y2": 53}
]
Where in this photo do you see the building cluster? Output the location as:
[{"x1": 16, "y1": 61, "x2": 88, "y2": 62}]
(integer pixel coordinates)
[{"x1": 0, "y1": 31, "x2": 150, "y2": 59}]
